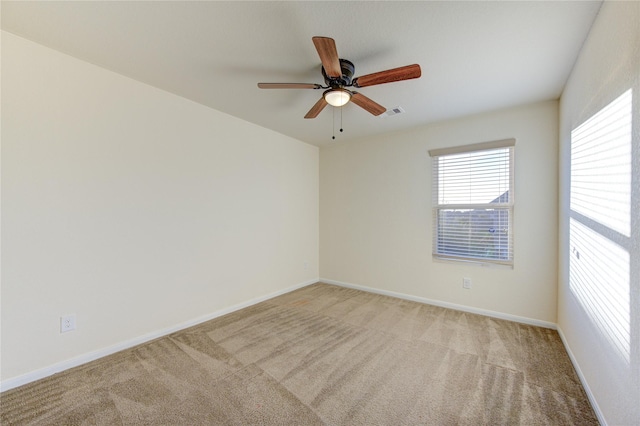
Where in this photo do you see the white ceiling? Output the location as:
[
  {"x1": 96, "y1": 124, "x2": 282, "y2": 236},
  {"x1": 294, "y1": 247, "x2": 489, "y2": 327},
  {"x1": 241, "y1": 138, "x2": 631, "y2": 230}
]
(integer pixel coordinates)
[{"x1": 1, "y1": 1, "x2": 602, "y2": 147}]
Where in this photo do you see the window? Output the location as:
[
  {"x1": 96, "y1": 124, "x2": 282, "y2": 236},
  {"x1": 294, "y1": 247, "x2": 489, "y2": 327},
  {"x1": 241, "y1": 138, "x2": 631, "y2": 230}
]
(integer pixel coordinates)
[
  {"x1": 429, "y1": 139, "x2": 515, "y2": 266},
  {"x1": 569, "y1": 89, "x2": 632, "y2": 363}
]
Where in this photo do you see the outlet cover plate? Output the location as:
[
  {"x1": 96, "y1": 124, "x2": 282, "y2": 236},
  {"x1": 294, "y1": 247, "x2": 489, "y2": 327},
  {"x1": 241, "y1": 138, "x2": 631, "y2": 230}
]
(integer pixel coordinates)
[{"x1": 60, "y1": 315, "x2": 76, "y2": 333}]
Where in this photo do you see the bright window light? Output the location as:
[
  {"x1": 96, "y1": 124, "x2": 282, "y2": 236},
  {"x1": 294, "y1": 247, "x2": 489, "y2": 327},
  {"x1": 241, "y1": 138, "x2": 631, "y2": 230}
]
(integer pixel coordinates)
[
  {"x1": 569, "y1": 219, "x2": 630, "y2": 362},
  {"x1": 569, "y1": 89, "x2": 632, "y2": 364},
  {"x1": 571, "y1": 89, "x2": 632, "y2": 236}
]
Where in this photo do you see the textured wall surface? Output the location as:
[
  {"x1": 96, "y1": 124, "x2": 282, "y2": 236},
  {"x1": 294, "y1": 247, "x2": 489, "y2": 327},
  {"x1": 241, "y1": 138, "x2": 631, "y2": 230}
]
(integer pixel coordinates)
[
  {"x1": 1, "y1": 32, "x2": 319, "y2": 384},
  {"x1": 558, "y1": 2, "x2": 640, "y2": 424},
  {"x1": 320, "y1": 101, "x2": 559, "y2": 324}
]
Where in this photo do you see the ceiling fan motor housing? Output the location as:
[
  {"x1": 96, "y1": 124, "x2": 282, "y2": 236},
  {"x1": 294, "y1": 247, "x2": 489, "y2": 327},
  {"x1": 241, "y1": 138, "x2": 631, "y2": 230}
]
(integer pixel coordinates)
[{"x1": 322, "y1": 59, "x2": 355, "y2": 87}]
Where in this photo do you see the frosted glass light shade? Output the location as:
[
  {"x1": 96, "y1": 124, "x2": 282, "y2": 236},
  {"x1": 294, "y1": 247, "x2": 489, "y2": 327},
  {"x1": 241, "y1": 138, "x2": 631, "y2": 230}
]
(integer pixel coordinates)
[{"x1": 324, "y1": 89, "x2": 351, "y2": 107}]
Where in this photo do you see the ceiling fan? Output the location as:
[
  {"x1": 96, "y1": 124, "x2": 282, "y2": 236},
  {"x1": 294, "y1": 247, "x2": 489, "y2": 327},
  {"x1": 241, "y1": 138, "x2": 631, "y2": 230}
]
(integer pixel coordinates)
[{"x1": 258, "y1": 36, "x2": 422, "y2": 119}]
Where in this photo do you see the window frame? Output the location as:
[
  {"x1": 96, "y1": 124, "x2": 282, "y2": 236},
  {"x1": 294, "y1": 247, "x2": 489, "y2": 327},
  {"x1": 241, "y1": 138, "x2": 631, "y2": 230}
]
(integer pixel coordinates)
[{"x1": 429, "y1": 139, "x2": 515, "y2": 267}]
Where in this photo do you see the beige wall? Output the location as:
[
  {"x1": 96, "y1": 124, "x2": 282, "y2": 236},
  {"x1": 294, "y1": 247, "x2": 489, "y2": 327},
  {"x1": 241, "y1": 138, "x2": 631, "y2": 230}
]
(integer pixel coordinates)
[
  {"x1": 320, "y1": 100, "x2": 559, "y2": 324},
  {"x1": 1, "y1": 32, "x2": 319, "y2": 384},
  {"x1": 558, "y1": 2, "x2": 640, "y2": 424}
]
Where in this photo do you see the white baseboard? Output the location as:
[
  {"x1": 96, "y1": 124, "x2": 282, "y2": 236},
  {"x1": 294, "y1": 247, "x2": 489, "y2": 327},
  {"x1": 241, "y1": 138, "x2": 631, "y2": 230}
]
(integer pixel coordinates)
[
  {"x1": 556, "y1": 326, "x2": 606, "y2": 426},
  {"x1": 0, "y1": 278, "x2": 318, "y2": 393},
  {"x1": 320, "y1": 278, "x2": 557, "y2": 329}
]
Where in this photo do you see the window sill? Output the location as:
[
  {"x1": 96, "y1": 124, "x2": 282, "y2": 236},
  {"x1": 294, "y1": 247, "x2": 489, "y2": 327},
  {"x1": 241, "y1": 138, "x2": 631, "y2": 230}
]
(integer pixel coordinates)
[{"x1": 432, "y1": 255, "x2": 513, "y2": 269}]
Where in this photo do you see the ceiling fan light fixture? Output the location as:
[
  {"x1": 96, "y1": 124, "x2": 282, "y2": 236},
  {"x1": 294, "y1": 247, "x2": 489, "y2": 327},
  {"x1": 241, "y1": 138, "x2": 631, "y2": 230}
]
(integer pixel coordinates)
[{"x1": 324, "y1": 88, "x2": 351, "y2": 107}]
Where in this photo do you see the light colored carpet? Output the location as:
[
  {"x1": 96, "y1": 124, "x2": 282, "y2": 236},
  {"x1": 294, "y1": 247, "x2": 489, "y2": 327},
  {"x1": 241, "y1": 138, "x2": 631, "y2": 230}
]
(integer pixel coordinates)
[{"x1": 1, "y1": 283, "x2": 598, "y2": 425}]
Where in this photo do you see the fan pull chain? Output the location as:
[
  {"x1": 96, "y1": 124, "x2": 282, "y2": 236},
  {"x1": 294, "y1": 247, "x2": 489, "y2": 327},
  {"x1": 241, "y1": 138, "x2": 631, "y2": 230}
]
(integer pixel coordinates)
[
  {"x1": 331, "y1": 106, "x2": 345, "y2": 140},
  {"x1": 332, "y1": 108, "x2": 335, "y2": 140}
]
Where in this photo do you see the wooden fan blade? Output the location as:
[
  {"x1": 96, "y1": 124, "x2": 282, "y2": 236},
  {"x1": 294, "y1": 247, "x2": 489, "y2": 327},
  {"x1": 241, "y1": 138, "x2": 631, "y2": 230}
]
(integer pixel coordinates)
[
  {"x1": 312, "y1": 36, "x2": 341, "y2": 78},
  {"x1": 350, "y1": 92, "x2": 386, "y2": 116},
  {"x1": 304, "y1": 97, "x2": 328, "y2": 119},
  {"x1": 353, "y1": 64, "x2": 421, "y2": 88},
  {"x1": 258, "y1": 83, "x2": 321, "y2": 89}
]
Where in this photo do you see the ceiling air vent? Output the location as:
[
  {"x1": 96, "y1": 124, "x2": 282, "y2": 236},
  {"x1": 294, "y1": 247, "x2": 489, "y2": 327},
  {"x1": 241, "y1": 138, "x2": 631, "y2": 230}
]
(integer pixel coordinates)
[{"x1": 381, "y1": 106, "x2": 405, "y2": 118}]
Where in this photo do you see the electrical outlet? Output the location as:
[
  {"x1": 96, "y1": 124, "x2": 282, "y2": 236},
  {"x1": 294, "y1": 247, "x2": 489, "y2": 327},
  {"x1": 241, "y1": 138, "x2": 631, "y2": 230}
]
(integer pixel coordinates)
[
  {"x1": 60, "y1": 314, "x2": 76, "y2": 333},
  {"x1": 463, "y1": 278, "x2": 472, "y2": 289},
  {"x1": 304, "y1": 261, "x2": 309, "y2": 271}
]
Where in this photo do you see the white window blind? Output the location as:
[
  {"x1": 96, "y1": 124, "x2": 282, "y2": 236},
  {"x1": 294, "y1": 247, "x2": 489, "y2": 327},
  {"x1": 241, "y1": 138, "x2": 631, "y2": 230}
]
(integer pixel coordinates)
[
  {"x1": 569, "y1": 89, "x2": 632, "y2": 362},
  {"x1": 429, "y1": 139, "x2": 514, "y2": 265},
  {"x1": 570, "y1": 89, "x2": 632, "y2": 237}
]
